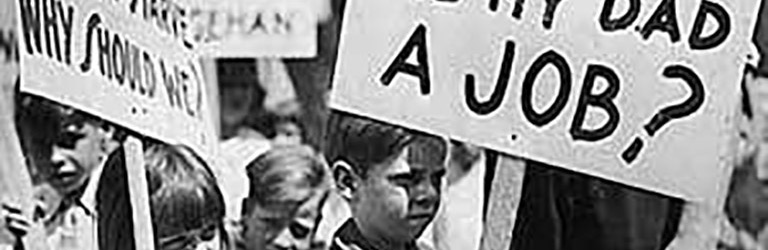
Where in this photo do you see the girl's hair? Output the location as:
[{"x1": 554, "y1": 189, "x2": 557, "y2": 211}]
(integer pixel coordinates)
[
  {"x1": 244, "y1": 144, "x2": 332, "y2": 211},
  {"x1": 144, "y1": 143, "x2": 225, "y2": 239}
]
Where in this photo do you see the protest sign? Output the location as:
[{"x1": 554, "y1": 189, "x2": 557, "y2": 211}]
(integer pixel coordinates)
[
  {"x1": 331, "y1": 0, "x2": 761, "y2": 201},
  {"x1": 184, "y1": 0, "x2": 318, "y2": 58},
  {"x1": 15, "y1": 0, "x2": 217, "y2": 158}
]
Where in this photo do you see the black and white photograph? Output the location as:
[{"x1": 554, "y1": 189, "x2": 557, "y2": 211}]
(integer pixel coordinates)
[{"x1": 0, "y1": 0, "x2": 767, "y2": 249}]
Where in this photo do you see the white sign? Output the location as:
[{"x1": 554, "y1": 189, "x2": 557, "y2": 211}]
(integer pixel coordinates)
[
  {"x1": 185, "y1": 0, "x2": 318, "y2": 58},
  {"x1": 15, "y1": 0, "x2": 216, "y2": 157},
  {"x1": 331, "y1": 0, "x2": 761, "y2": 201}
]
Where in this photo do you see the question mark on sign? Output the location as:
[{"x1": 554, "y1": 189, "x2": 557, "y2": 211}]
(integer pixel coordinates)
[{"x1": 621, "y1": 65, "x2": 705, "y2": 164}]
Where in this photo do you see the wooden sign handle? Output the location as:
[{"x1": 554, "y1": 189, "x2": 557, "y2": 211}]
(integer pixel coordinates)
[{"x1": 124, "y1": 136, "x2": 155, "y2": 250}]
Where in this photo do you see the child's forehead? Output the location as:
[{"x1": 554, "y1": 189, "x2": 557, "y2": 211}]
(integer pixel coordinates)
[
  {"x1": 406, "y1": 134, "x2": 449, "y2": 165},
  {"x1": 374, "y1": 135, "x2": 449, "y2": 174}
]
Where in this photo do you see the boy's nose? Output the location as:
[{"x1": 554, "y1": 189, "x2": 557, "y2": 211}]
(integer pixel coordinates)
[
  {"x1": 50, "y1": 148, "x2": 71, "y2": 170},
  {"x1": 412, "y1": 179, "x2": 439, "y2": 208}
]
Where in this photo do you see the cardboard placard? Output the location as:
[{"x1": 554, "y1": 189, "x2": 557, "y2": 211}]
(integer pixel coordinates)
[
  {"x1": 16, "y1": 0, "x2": 217, "y2": 158},
  {"x1": 331, "y1": 0, "x2": 760, "y2": 201},
  {"x1": 185, "y1": 0, "x2": 318, "y2": 58}
]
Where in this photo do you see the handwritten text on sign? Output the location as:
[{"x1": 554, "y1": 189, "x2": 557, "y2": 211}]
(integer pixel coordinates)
[
  {"x1": 185, "y1": 0, "x2": 318, "y2": 58},
  {"x1": 331, "y1": 0, "x2": 760, "y2": 200},
  {"x1": 16, "y1": 0, "x2": 216, "y2": 157}
]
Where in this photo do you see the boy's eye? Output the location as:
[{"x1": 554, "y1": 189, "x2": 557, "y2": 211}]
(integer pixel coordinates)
[
  {"x1": 289, "y1": 222, "x2": 310, "y2": 239},
  {"x1": 388, "y1": 174, "x2": 416, "y2": 187},
  {"x1": 55, "y1": 131, "x2": 86, "y2": 149},
  {"x1": 391, "y1": 178, "x2": 411, "y2": 187},
  {"x1": 427, "y1": 170, "x2": 445, "y2": 187}
]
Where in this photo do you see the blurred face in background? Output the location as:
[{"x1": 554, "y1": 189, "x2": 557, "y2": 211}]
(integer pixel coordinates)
[
  {"x1": 273, "y1": 120, "x2": 303, "y2": 145},
  {"x1": 220, "y1": 81, "x2": 257, "y2": 129},
  {"x1": 241, "y1": 145, "x2": 330, "y2": 250},
  {"x1": 242, "y1": 190, "x2": 325, "y2": 250}
]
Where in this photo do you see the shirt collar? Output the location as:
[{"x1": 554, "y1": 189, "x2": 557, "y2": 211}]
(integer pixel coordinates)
[
  {"x1": 76, "y1": 157, "x2": 105, "y2": 218},
  {"x1": 333, "y1": 219, "x2": 419, "y2": 250}
]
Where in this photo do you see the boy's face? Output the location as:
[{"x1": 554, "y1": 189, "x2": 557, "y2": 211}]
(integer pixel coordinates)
[
  {"x1": 18, "y1": 104, "x2": 114, "y2": 197},
  {"x1": 242, "y1": 191, "x2": 324, "y2": 250},
  {"x1": 47, "y1": 120, "x2": 111, "y2": 195},
  {"x1": 351, "y1": 137, "x2": 447, "y2": 243}
]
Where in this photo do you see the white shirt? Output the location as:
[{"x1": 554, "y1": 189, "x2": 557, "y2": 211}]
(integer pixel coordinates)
[
  {"x1": 43, "y1": 155, "x2": 104, "y2": 250},
  {"x1": 215, "y1": 128, "x2": 271, "y2": 221}
]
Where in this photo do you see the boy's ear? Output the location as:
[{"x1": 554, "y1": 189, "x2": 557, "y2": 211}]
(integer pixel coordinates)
[
  {"x1": 99, "y1": 125, "x2": 121, "y2": 155},
  {"x1": 332, "y1": 160, "x2": 358, "y2": 201}
]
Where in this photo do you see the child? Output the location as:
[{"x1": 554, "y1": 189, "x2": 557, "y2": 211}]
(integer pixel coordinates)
[
  {"x1": 143, "y1": 143, "x2": 227, "y2": 250},
  {"x1": 324, "y1": 110, "x2": 449, "y2": 250},
  {"x1": 3, "y1": 93, "x2": 122, "y2": 250},
  {"x1": 237, "y1": 144, "x2": 332, "y2": 250}
]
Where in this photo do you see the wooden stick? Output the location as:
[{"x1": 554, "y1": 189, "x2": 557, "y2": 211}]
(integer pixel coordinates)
[
  {"x1": 479, "y1": 154, "x2": 526, "y2": 250},
  {"x1": 200, "y1": 58, "x2": 221, "y2": 139},
  {"x1": 124, "y1": 137, "x2": 155, "y2": 250}
]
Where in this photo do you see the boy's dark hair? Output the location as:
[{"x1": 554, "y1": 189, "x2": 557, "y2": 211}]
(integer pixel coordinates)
[
  {"x1": 324, "y1": 110, "x2": 421, "y2": 178},
  {"x1": 14, "y1": 93, "x2": 126, "y2": 183},
  {"x1": 144, "y1": 143, "x2": 225, "y2": 239}
]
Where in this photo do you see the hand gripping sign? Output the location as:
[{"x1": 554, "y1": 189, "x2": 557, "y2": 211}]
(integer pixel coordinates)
[{"x1": 330, "y1": 0, "x2": 761, "y2": 201}]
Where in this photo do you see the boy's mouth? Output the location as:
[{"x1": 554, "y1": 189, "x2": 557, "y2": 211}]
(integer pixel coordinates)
[
  {"x1": 407, "y1": 213, "x2": 434, "y2": 224},
  {"x1": 52, "y1": 172, "x2": 82, "y2": 188},
  {"x1": 56, "y1": 171, "x2": 79, "y2": 180},
  {"x1": 52, "y1": 163, "x2": 83, "y2": 186}
]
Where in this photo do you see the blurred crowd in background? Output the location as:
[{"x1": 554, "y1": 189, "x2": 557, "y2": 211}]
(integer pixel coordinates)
[{"x1": 1, "y1": 0, "x2": 768, "y2": 250}]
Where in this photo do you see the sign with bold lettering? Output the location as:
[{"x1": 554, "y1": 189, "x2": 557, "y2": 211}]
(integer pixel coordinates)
[
  {"x1": 185, "y1": 0, "x2": 318, "y2": 58},
  {"x1": 331, "y1": 0, "x2": 761, "y2": 201},
  {"x1": 15, "y1": 0, "x2": 216, "y2": 157}
]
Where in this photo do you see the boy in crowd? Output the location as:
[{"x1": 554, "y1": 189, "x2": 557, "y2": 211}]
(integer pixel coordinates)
[
  {"x1": 324, "y1": 110, "x2": 449, "y2": 250},
  {"x1": 142, "y1": 143, "x2": 227, "y2": 250},
  {"x1": 3, "y1": 93, "x2": 123, "y2": 250},
  {"x1": 238, "y1": 144, "x2": 332, "y2": 250}
]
